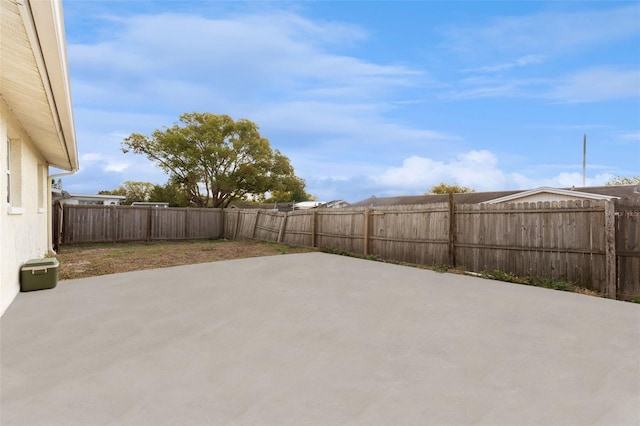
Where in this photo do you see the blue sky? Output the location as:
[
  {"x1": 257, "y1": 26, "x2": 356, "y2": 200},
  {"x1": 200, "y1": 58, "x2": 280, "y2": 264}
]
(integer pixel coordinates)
[{"x1": 58, "y1": 0, "x2": 640, "y2": 202}]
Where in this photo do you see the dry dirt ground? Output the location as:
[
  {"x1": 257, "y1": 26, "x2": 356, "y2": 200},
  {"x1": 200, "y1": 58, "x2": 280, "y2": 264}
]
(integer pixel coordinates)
[
  {"x1": 54, "y1": 240, "x2": 613, "y2": 301},
  {"x1": 56, "y1": 240, "x2": 315, "y2": 280}
]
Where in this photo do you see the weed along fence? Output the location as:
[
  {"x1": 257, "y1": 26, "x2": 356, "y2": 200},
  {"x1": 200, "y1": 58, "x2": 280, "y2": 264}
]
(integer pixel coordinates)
[
  {"x1": 58, "y1": 199, "x2": 638, "y2": 299},
  {"x1": 58, "y1": 205, "x2": 224, "y2": 244},
  {"x1": 223, "y1": 200, "x2": 638, "y2": 300}
]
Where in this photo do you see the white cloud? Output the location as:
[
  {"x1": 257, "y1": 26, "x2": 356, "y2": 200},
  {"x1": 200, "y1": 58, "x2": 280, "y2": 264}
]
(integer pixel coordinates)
[
  {"x1": 249, "y1": 100, "x2": 455, "y2": 152},
  {"x1": 104, "y1": 162, "x2": 130, "y2": 173},
  {"x1": 620, "y1": 132, "x2": 640, "y2": 142},
  {"x1": 68, "y1": 11, "x2": 421, "y2": 104},
  {"x1": 550, "y1": 67, "x2": 640, "y2": 103},
  {"x1": 523, "y1": 172, "x2": 614, "y2": 188},
  {"x1": 443, "y1": 76, "x2": 547, "y2": 100},
  {"x1": 66, "y1": 9, "x2": 452, "y2": 186},
  {"x1": 312, "y1": 151, "x2": 618, "y2": 201},
  {"x1": 440, "y1": 5, "x2": 640, "y2": 103},
  {"x1": 444, "y1": 5, "x2": 640, "y2": 56},
  {"x1": 80, "y1": 152, "x2": 104, "y2": 162},
  {"x1": 444, "y1": 66, "x2": 640, "y2": 102},
  {"x1": 462, "y1": 54, "x2": 546, "y2": 73},
  {"x1": 373, "y1": 150, "x2": 520, "y2": 193}
]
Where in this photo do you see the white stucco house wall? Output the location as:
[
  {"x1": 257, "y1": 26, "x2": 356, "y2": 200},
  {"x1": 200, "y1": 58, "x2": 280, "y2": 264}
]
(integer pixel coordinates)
[{"x1": 1, "y1": 0, "x2": 78, "y2": 316}]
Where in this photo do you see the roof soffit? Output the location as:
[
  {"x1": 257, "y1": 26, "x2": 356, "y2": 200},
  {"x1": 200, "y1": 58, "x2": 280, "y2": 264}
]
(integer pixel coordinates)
[{"x1": 0, "y1": 0, "x2": 78, "y2": 171}]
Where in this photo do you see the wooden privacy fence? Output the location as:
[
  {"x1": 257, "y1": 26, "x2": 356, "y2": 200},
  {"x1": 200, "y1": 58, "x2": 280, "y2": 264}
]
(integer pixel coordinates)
[
  {"x1": 59, "y1": 205, "x2": 223, "y2": 244},
  {"x1": 223, "y1": 199, "x2": 639, "y2": 299},
  {"x1": 58, "y1": 199, "x2": 639, "y2": 299}
]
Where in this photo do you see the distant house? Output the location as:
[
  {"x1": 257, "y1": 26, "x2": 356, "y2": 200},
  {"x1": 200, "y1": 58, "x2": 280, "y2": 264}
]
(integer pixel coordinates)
[
  {"x1": 52, "y1": 188, "x2": 126, "y2": 206},
  {"x1": 230, "y1": 202, "x2": 295, "y2": 212},
  {"x1": 1, "y1": 0, "x2": 79, "y2": 315},
  {"x1": 131, "y1": 202, "x2": 169, "y2": 208},
  {"x1": 230, "y1": 200, "x2": 351, "y2": 211},
  {"x1": 350, "y1": 190, "x2": 521, "y2": 207},
  {"x1": 294, "y1": 201, "x2": 324, "y2": 210},
  {"x1": 321, "y1": 200, "x2": 350, "y2": 209},
  {"x1": 350, "y1": 185, "x2": 639, "y2": 207},
  {"x1": 483, "y1": 186, "x2": 622, "y2": 204}
]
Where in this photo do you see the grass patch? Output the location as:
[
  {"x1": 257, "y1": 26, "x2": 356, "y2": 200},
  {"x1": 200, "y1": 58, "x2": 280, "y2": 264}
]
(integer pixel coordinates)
[
  {"x1": 321, "y1": 247, "x2": 607, "y2": 299},
  {"x1": 322, "y1": 248, "x2": 453, "y2": 273},
  {"x1": 432, "y1": 263, "x2": 453, "y2": 273},
  {"x1": 55, "y1": 239, "x2": 315, "y2": 280},
  {"x1": 321, "y1": 247, "x2": 380, "y2": 261},
  {"x1": 262, "y1": 241, "x2": 302, "y2": 255},
  {"x1": 479, "y1": 269, "x2": 594, "y2": 295}
]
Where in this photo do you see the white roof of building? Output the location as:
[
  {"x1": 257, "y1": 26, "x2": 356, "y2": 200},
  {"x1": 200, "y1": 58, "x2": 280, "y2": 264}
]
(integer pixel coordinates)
[
  {"x1": 484, "y1": 187, "x2": 618, "y2": 204},
  {"x1": 52, "y1": 188, "x2": 126, "y2": 201},
  {"x1": 295, "y1": 201, "x2": 325, "y2": 209}
]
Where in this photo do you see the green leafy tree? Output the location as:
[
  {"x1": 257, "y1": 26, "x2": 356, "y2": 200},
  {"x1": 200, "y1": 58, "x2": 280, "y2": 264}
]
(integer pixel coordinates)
[
  {"x1": 149, "y1": 179, "x2": 191, "y2": 207},
  {"x1": 428, "y1": 182, "x2": 475, "y2": 194},
  {"x1": 266, "y1": 176, "x2": 316, "y2": 203},
  {"x1": 99, "y1": 181, "x2": 155, "y2": 205},
  {"x1": 122, "y1": 112, "x2": 307, "y2": 208},
  {"x1": 606, "y1": 176, "x2": 640, "y2": 186}
]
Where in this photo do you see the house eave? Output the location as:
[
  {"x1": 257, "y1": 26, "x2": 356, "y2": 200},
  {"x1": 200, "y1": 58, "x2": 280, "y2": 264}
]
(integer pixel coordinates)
[{"x1": 1, "y1": 0, "x2": 78, "y2": 172}]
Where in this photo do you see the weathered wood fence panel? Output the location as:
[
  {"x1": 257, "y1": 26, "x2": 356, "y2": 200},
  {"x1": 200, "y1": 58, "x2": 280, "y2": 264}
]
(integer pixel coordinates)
[
  {"x1": 116, "y1": 208, "x2": 149, "y2": 241},
  {"x1": 455, "y1": 200, "x2": 609, "y2": 294},
  {"x1": 316, "y1": 209, "x2": 366, "y2": 254},
  {"x1": 152, "y1": 208, "x2": 187, "y2": 240},
  {"x1": 184, "y1": 208, "x2": 223, "y2": 240},
  {"x1": 282, "y1": 210, "x2": 313, "y2": 247},
  {"x1": 63, "y1": 206, "x2": 114, "y2": 243},
  {"x1": 223, "y1": 210, "x2": 239, "y2": 239},
  {"x1": 253, "y1": 210, "x2": 282, "y2": 241},
  {"x1": 370, "y1": 204, "x2": 449, "y2": 265},
  {"x1": 238, "y1": 211, "x2": 258, "y2": 239},
  {"x1": 62, "y1": 205, "x2": 222, "y2": 243},
  {"x1": 616, "y1": 198, "x2": 640, "y2": 298}
]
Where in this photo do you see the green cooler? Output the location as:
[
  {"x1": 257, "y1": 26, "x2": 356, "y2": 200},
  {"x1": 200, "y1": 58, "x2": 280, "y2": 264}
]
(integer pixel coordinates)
[{"x1": 20, "y1": 258, "x2": 59, "y2": 292}]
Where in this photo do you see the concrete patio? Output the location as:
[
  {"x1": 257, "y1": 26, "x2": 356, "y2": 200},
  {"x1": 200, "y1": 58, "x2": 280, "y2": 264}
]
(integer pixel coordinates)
[{"x1": 1, "y1": 252, "x2": 639, "y2": 425}]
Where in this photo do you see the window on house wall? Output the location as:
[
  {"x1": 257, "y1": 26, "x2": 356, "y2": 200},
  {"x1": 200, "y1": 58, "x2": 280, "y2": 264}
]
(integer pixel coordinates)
[
  {"x1": 7, "y1": 138, "x2": 23, "y2": 213},
  {"x1": 38, "y1": 163, "x2": 45, "y2": 212},
  {"x1": 78, "y1": 200, "x2": 102, "y2": 206},
  {"x1": 5, "y1": 138, "x2": 10, "y2": 204}
]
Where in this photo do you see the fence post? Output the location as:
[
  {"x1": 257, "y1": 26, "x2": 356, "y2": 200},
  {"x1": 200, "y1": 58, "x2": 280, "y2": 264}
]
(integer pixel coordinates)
[
  {"x1": 234, "y1": 210, "x2": 241, "y2": 239},
  {"x1": 111, "y1": 205, "x2": 118, "y2": 243},
  {"x1": 252, "y1": 210, "x2": 260, "y2": 239},
  {"x1": 448, "y1": 192, "x2": 457, "y2": 266},
  {"x1": 311, "y1": 211, "x2": 317, "y2": 248},
  {"x1": 147, "y1": 207, "x2": 153, "y2": 242},
  {"x1": 219, "y1": 209, "x2": 225, "y2": 239},
  {"x1": 53, "y1": 201, "x2": 62, "y2": 249},
  {"x1": 184, "y1": 208, "x2": 190, "y2": 239},
  {"x1": 277, "y1": 212, "x2": 288, "y2": 243},
  {"x1": 363, "y1": 208, "x2": 371, "y2": 256},
  {"x1": 61, "y1": 204, "x2": 68, "y2": 245},
  {"x1": 605, "y1": 200, "x2": 617, "y2": 299}
]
